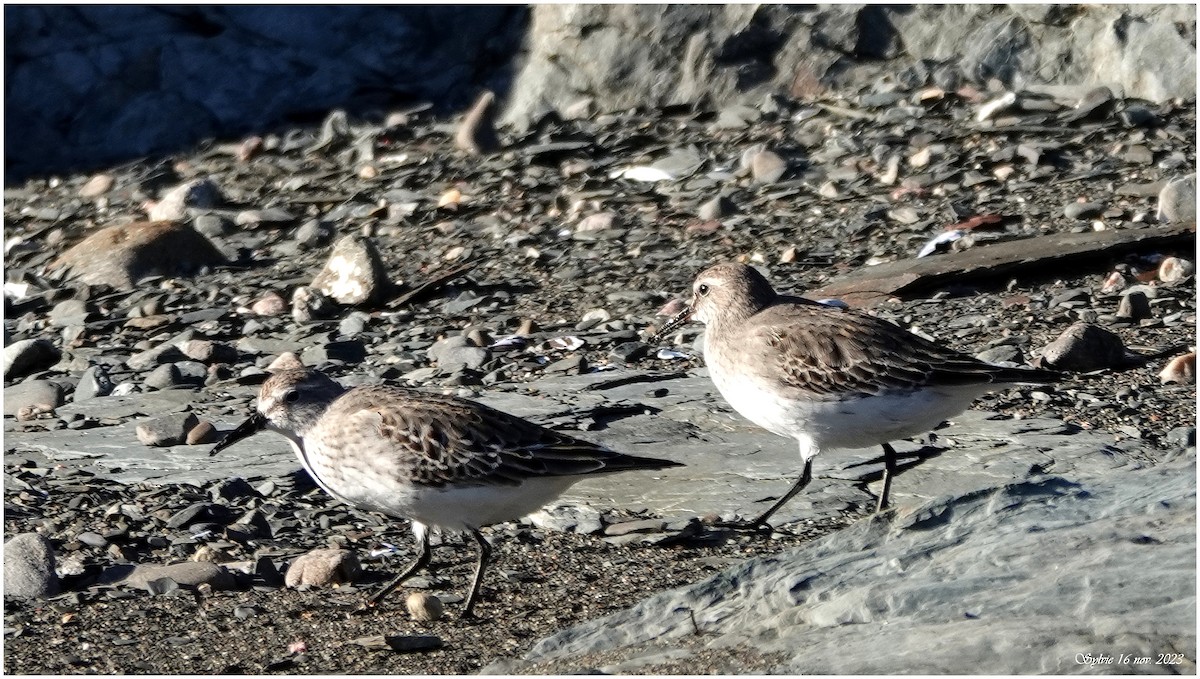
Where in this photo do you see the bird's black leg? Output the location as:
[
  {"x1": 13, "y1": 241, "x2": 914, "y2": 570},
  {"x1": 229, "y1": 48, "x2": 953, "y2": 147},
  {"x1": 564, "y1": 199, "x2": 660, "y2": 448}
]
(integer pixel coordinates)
[
  {"x1": 461, "y1": 529, "x2": 492, "y2": 619},
  {"x1": 717, "y1": 458, "x2": 813, "y2": 531},
  {"x1": 876, "y1": 442, "x2": 898, "y2": 513},
  {"x1": 366, "y1": 528, "x2": 431, "y2": 607}
]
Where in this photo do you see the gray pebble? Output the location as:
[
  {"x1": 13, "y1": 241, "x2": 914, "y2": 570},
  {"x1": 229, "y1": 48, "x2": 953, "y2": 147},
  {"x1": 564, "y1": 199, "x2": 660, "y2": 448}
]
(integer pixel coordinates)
[
  {"x1": 193, "y1": 214, "x2": 231, "y2": 238},
  {"x1": 75, "y1": 365, "x2": 114, "y2": 400},
  {"x1": 1157, "y1": 174, "x2": 1196, "y2": 224},
  {"x1": 136, "y1": 412, "x2": 201, "y2": 447},
  {"x1": 3, "y1": 533, "x2": 59, "y2": 600},
  {"x1": 3, "y1": 339, "x2": 61, "y2": 379},
  {"x1": 609, "y1": 341, "x2": 648, "y2": 364},
  {"x1": 1116, "y1": 291, "x2": 1152, "y2": 321},
  {"x1": 143, "y1": 364, "x2": 183, "y2": 390},
  {"x1": 1063, "y1": 202, "x2": 1104, "y2": 220},
  {"x1": 3, "y1": 379, "x2": 64, "y2": 417},
  {"x1": 697, "y1": 195, "x2": 737, "y2": 220},
  {"x1": 339, "y1": 311, "x2": 371, "y2": 337},
  {"x1": 295, "y1": 219, "x2": 332, "y2": 248},
  {"x1": 49, "y1": 299, "x2": 90, "y2": 328},
  {"x1": 428, "y1": 335, "x2": 490, "y2": 371},
  {"x1": 123, "y1": 562, "x2": 236, "y2": 592},
  {"x1": 291, "y1": 286, "x2": 339, "y2": 323},
  {"x1": 1041, "y1": 322, "x2": 1127, "y2": 372}
]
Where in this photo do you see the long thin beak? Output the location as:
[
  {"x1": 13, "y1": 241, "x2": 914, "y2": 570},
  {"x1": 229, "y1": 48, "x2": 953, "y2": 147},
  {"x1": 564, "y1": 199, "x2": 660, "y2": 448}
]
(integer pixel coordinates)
[
  {"x1": 209, "y1": 412, "x2": 267, "y2": 456},
  {"x1": 648, "y1": 303, "x2": 694, "y2": 345}
]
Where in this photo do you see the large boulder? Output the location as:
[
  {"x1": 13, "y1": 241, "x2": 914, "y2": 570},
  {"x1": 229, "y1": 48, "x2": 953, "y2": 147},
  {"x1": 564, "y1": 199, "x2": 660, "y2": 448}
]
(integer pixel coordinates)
[
  {"x1": 501, "y1": 4, "x2": 1197, "y2": 127},
  {"x1": 487, "y1": 460, "x2": 1197, "y2": 674}
]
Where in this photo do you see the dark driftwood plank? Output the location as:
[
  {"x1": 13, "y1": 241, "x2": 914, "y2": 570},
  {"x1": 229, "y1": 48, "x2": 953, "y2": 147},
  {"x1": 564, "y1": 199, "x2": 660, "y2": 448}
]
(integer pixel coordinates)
[{"x1": 810, "y1": 224, "x2": 1196, "y2": 307}]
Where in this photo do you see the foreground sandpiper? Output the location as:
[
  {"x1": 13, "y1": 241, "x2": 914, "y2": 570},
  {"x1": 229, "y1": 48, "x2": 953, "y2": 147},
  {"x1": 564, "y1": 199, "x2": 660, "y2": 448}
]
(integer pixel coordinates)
[
  {"x1": 210, "y1": 368, "x2": 682, "y2": 617},
  {"x1": 652, "y1": 262, "x2": 1058, "y2": 528}
]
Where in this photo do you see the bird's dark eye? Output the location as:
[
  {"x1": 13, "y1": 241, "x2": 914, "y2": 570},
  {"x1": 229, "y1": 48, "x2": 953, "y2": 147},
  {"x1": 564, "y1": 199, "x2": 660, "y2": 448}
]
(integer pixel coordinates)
[
  {"x1": 284, "y1": 390, "x2": 300, "y2": 403},
  {"x1": 697, "y1": 284, "x2": 710, "y2": 297}
]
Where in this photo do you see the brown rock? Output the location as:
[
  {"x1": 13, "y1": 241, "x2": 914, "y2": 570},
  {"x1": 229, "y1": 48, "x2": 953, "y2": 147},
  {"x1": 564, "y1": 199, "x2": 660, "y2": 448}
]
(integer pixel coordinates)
[
  {"x1": 251, "y1": 291, "x2": 288, "y2": 316},
  {"x1": 1040, "y1": 322, "x2": 1127, "y2": 372},
  {"x1": 79, "y1": 174, "x2": 114, "y2": 198},
  {"x1": 185, "y1": 421, "x2": 218, "y2": 445},
  {"x1": 1159, "y1": 352, "x2": 1196, "y2": 385},
  {"x1": 284, "y1": 548, "x2": 361, "y2": 588},
  {"x1": 46, "y1": 221, "x2": 226, "y2": 289}
]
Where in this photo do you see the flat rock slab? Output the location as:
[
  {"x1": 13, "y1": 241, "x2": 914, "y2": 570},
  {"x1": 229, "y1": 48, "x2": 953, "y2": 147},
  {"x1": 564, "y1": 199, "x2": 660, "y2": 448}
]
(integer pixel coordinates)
[
  {"x1": 5, "y1": 370, "x2": 1153, "y2": 528},
  {"x1": 810, "y1": 224, "x2": 1197, "y2": 307},
  {"x1": 485, "y1": 459, "x2": 1197, "y2": 675}
]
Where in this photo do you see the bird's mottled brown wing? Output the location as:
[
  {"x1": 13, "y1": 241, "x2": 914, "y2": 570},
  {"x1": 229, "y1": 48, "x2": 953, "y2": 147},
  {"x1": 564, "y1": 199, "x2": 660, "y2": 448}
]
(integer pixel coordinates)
[
  {"x1": 744, "y1": 303, "x2": 1055, "y2": 398},
  {"x1": 317, "y1": 386, "x2": 678, "y2": 488}
]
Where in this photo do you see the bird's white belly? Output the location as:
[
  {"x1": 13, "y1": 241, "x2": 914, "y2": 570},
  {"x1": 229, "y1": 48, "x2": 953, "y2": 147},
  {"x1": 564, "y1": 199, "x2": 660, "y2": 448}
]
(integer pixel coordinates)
[
  {"x1": 287, "y1": 435, "x2": 578, "y2": 531},
  {"x1": 709, "y1": 369, "x2": 986, "y2": 458}
]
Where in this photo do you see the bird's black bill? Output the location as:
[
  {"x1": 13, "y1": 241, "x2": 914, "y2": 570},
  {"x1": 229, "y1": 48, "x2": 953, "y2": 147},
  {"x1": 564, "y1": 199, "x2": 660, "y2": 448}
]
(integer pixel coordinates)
[
  {"x1": 209, "y1": 412, "x2": 267, "y2": 456},
  {"x1": 648, "y1": 305, "x2": 694, "y2": 345}
]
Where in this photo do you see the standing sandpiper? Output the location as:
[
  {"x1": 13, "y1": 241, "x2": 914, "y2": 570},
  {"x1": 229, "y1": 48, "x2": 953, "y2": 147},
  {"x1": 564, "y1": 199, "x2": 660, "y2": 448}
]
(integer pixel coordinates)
[
  {"x1": 652, "y1": 263, "x2": 1058, "y2": 528},
  {"x1": 210, "y1": 368, "x2": 682, "y2": 617}
]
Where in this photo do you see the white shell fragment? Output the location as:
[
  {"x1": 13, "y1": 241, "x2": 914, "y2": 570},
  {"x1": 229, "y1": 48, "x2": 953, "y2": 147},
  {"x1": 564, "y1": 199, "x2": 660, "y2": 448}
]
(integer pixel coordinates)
[{"x1": 917, "y1": 230, "x2": 964, "y2": 258}]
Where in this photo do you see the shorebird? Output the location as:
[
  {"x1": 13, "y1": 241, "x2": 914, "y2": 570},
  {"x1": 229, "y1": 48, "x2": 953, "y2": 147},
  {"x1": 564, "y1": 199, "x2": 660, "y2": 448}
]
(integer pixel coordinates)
[
  {"x1": 652, "y1": 262, "x2": 1058, "y2": 529},
  {"x1": 210, "y1": 368, "x2": 682, "y2": 617}
]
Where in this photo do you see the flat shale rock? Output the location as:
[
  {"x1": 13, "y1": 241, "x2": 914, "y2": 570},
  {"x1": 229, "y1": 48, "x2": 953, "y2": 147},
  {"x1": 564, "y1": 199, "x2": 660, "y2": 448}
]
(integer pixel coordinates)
[
  {"x1": 45, "y1": 221, "x2": 227, "y2": 289},
  {"x1": 489, "y1": 460, "x2": 1196, "y2": 675}
]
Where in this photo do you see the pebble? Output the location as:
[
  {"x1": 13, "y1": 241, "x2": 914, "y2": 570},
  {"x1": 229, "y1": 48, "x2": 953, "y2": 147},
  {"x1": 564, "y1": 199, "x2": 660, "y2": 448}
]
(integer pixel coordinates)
[
  {"x1": 1063, "y1": 202, "x2": 1104, "y2": 220},
  {"x1": 122, "y1": 561, "x2": 236, "y2": 592},
  {"x1": 180, "y1": 339, "x2": 237, "y2": 364},
  {"x1": 46, "y1": 221, "x2": 226, "y2": 289},
  {"x1": 186, "y1": 420, "x2": 219, "y2": 445},
  {"x1": 74, "y1": 365, "x2": 114, "y2": 401},
  {"x1": 136, "y1": 412, "x2": 201, "y2": 447},
  {"x1": 300, "y1": 340, "x2": 367, "y2": 366},
  {"x1": 428, "y1": 335, "x2": 490, "y2": 371},
  {"x1": 79, "y1": 174, "x2": 114, "y2": 198},
  {"x1": 749, "y1": 150, "x2": 787, "y2": 183},
  {"x1": 1040, "y1": 322, "x2": 1128, "y2": 372},
  {"x1": 1156, "y1": 174, "x2": 1196, "y2": 224},
  {"x1": 294, "y1": 219, "x2": 332, "y2": 248},
  {"x1": 406, "y1": 592, "x2": 445, "y2": 622},
  {"x1": 193, "y1": 214, "x2": 231, "y2": 238},
  {"x1": 604, "y1": 518, "x2": 667, "y2": 536},
  {"x1": 284, "y1": 548, "x2": 361, "y2": 588},
  {"x1": 3, "y1": 379, "x2": 64, "y2": 417},
  {"x1": 609, "y1": 341, "x2": 648, "y2": 364},
  {"x1": 143, "y1": 364, "x2": 184, "y2": 390},
  {"x1": 312, "y1": 235, "x2": 389, "y2": 305},
  {"x1": 1158, "y1": 257, "x2": 1194, "y2": 283},
  {"x1": 3, "y1": 533, "x2": 59, "y2": 600},
  {"x1": 1159, "y1": 352, "x2": 1195, "y2": 385},
  {"x1": 1115, "y1": 291, "x2": 1152, "y2": 321},
  {"x1": 697, "y1": 195, "x2": 736, "y2": 220},
  {"x1": 251, "y1": 292, "x2": 288, "y2": 316},
  {"x1": 49, "y1": 299, "x2": 90, "y2": 327},
  {"x1": 4, "y1": 338, "x2": 61, "y2": 379},
  {"x1": 291, "y1": 286, "x2": 339, "y2": 323},
  {"x1": 347, "y1": 634, "x2": 443, "y2": 653},
  {"x1": 455, "y1": 90, "x2": 501, "y2": 155},
  {"x1": 526, "y1": 505, "x2": 604, "y2": 534}
]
